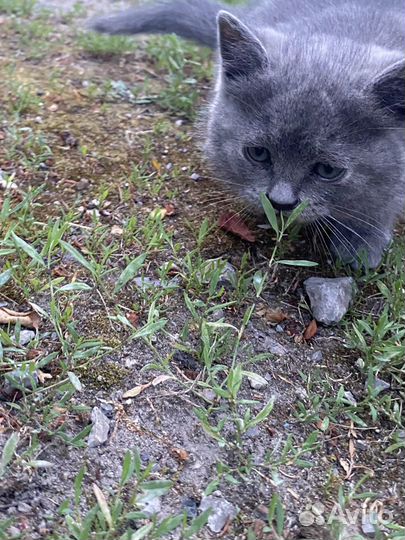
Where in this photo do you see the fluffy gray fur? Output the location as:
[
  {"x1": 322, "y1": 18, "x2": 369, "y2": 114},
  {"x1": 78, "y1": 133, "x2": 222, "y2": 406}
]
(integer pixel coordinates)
[{"x1": 90, "y1": 0, "x2": 405, "y2": 268}]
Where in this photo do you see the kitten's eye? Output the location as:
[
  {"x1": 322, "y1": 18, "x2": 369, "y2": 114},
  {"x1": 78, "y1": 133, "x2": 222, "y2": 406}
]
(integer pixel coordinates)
[
  {"x1": 245, "y1": 146, "x2": 271, "y2": 164},
  {"x1": 313, "y1": 162, "x2": 346, "y2": 181}
]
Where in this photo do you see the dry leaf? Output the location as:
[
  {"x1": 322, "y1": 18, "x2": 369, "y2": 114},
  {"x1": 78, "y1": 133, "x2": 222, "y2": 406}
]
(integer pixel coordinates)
[
  {"x1": 219, "y1": 212, "x2": 256, "y2": 242},
  {"x1": 37, "y1": 370, "x2": 52, "y2": 384},
  {"x1": 171, "y1": 447, "x2": 189, "y2": 462},
  {"x1": 257, "y1": 307, "x2": 288, "y2": 324},
  {"x1": 0, "y1": 308, "x2": 41, "y2": 329},
  {"x1": 111, "y1": 225, "x2": 123, "y2": 236},
  {"x1": 127, "y1": 312, "x2": 139, "y2": 326},
  {"x1": 339, "y1": 458, "x2": 351, "y2": 476},
  {"x1": 122, "y1": 374, "x2": 173, "y2": 399},
  {"x1": 92, "y1": 484, "x2": 113, "y2": 529},
  {"x1": 303, "y1": 319, "x2": 318, "y2": 340},
  {"x1": 150, "y1": 207, "x2": 167, "y2": 219},
  {"x1": 164, "y1": 203, "x2": 176, "y2": 216},
  {"x1": 122, "y1": 384, "x2": 147, "y2": 399},
  {"x1": 349, "y1": 438, "x2": 356, "y2": 461},
  {"x1": 151, "y1": 159, "x2": 161, "y2": 172},
  {"x1": 151, "y1": 374, "x2": 173, "y2": 386}
]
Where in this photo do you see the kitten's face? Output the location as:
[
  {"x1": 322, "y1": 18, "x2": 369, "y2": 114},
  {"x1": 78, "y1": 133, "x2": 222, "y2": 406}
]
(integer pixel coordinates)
[
  {"x1": 203, "y1": 12, "x2": 405, "y2": 240},
  {"x1": 205, "y1": 75, "x2": 399, "y2": 224}
]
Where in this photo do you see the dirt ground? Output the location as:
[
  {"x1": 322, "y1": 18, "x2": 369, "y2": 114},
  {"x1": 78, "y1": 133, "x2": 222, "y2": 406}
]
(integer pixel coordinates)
[{"x1": 0, "y1": 1, "x2": 404, "y2": 539}]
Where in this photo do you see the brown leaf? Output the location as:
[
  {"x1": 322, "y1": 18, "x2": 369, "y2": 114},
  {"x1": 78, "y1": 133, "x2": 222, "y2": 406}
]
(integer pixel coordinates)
[
  {"x1": 171, "y1": 447, "x2": 189, "y2": 462},
  {"x1": 219, "y1": 212, "x2": 256, "y2": 242},
  {"x1": 52, "y1": 265, "x2": 71, "y2": 278},
  {"x1": 37, "y1": 370, "x2": 52, "y2": 384},
  {"x1": 151, "y1": 159, "x2": 161, "y2": 172},
  {"x1": 151, "y1": 374, "x2": 173, "y2": 386},
  {"x1": 122, "y1": 384, "x2": 147, "y2": 399},
  {"x1": 349, "y1": 438, "x2": 356, "y2": 461},
  {"x1": 111, "y1": 225, "x2": 123, "y2": 236},
  {"x1": 164, "y1": 203, "x2": 176, "y2": 216},
  {"x1": 303, "y1": 319, "x2": 318, "y2": 340},
  {"x1": 127, "y1": 312, "x2": 139, "y2": 326},
  {"x1": 122, "y1": 375, "x2": 173, "y2": 399},
  {"x1": 0, "y1": 308, "x2": 41, "y2": 330},
  {"x1": 257, "y1": 306, "x2": 288, "y2": 324},
  {"x1": 26, "y1": 349, "x2": 43, "y2": 360}
]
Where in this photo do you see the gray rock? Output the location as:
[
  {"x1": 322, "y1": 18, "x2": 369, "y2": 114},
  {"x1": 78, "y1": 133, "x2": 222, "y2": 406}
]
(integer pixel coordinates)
[
  {"x1": 4, "y1": 369, "x2": 39, "y2": 391},
  {"x1": 199, "y1": 496, "x2": 238, "y2": 533},
  {"x1": 8, "y1": 527, "x2": 20, "y2": 538},
  {"x1": 248, "y1": 374, "x2": 268, "y2": 390},
  {"x1": 304, "y1": 277, "x2": 356, "y2": 325},
  {"x1": 362, "y1": 513, "x2": 377, "y2": 537},
  {"x1": 373, "y1": 377, "x2": 390, "y2": 392},
  {"x1": 217, "y1": 262, "x2": 237, "y2": 289},
  {"x1": 12, "y1": 330, "x2": 36, "y2": 346},
  {"x1": 310, "y1": 350, "x2": 323, "y2": 363},
  {"x1": 139, "y1": 496, "x2": 161, "y2": 517},
  {"x1": 246, "y1": 426, "x2": 261, "y2": 438},
  {"x1": 202, "y1": 389, "x2": 216, "y2": 402},
  {"x1": 99, "y1": 402, "x2": 114, "y2": 418},
  {"x1": 210, "y1": 309, "x2": 224, "y2": 321},
  {"x1": 257, "y1": 333, "x2": 287, "y2": 356},
  {"x1": 190, "y1": 172, "x2": 201, "y2": 181},
  {"x1": 182, "y1": 497, "x2": 198, "y2": 519},
  {"x1": 88, "y1": 407, "x2": 110, "y2": 447},
  {"x1": 17, "y1": 502, "x2": 31, "y2": 513},
  {"x1": 344, "y1": 391, "x2": 357, "y2": 405}
]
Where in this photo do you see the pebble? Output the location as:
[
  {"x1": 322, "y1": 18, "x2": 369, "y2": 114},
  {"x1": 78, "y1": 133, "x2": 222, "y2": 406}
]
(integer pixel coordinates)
[
  {"x1": 8, "y1": 527, "x2": 20, "y2": 538},
  {"x1": 182, "y1": 497, "x2": 199, "y2": 520},
  {"x1": 76, "y1": 178, "x2": 90, "y2": 191},
  {"x1": 361, "y1": 513, "x2": 377, "y2": 537},
  {"x1": 344, "y1": 391, "x2": 357, "y2": 405},
  {"x1": 202, "y1": 389, "x2": 216, "y2": 402},
  {"x1": 310, "y1": 350, "x2": 323, "y2": 363},
  {"x1": 275, "y1": 324, "x2": 284, "y2": 333},
  {"x1": 99, "y1": 402, "x2": 114, "y2": 418},
  {"x1": 218, "y1": 262, "x2": 237, "y2": 289},
  {"x1": 304, "y1": 277, "x2": 356, "y2": 325},
  {"x1": 248, "y1": 374, "x2": 268, "y2": 390},
  {"x1": 5, "y1": 369, "x2": 39, "y2": 391},
  {"x1": 199, "y1": 496, "x2": 238, "y2": 533},
  {"x1": 257, "y1": 333, "x2": 287, "y2": 356},
  {"x1": 134, "y1": 276, "x2": 162, "y2": 290},
  {"x1": 210, "y1": 309, "x2": 224, "y2": 321},
  {"x1": 190, "y1": 172, "x2": 201, "y2": 181},
  {"x1": 12, "y1": 330, "x2": 36, "y2": 346},
  {"x1": 139, "y1": 496, "x2": 161, "y2": 517},
  {"x1": 88, "y1": 407, "x2": 110, "y2": 447},
  {"x1": 373, "y1": 377, "x2": 391, "y2": 392},
  {"x1": 17, "y1": 502, "x2": 31, "y2": 513},
  {"x1": 246, "y1": 426, "x2": 261, "y2": 438}
]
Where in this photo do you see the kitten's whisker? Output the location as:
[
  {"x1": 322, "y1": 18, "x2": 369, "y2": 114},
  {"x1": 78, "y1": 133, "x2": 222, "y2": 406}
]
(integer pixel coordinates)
[
  {"x1": 316, "y1": 219, "x2": 342, "y2": 262},
  {"x1": 327, "y1": 214, "x2": 374, "y2": 251},
  {"x1": 329, "y1": 205, "x2": 386, "y2": 237},
  {"x1": 323, "y1": 216, "x2": 362, "y2": 260}
]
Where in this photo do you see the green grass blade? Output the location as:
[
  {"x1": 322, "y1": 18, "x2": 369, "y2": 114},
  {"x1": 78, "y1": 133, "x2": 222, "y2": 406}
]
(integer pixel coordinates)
[
  {"x1": 12, "y1": 232, "x2": 45, "y2": 267},
  {"x1": 114, "y1": 253, "x2": 147, "y2": 293}
]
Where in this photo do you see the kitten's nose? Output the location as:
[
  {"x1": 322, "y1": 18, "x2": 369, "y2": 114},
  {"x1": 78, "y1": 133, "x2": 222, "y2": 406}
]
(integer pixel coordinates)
[{"x1": 266, "y1": 195, "x2": 299, "y2": 212}]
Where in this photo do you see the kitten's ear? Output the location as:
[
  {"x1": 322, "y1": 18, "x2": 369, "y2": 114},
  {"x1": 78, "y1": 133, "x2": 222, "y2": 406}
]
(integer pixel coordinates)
[
  {"x1": 371, "y1": 59, "x2": 405, "y2": 119},
  {"x1": 217, "y1": 11, "x2": 269, "y2": 80}
]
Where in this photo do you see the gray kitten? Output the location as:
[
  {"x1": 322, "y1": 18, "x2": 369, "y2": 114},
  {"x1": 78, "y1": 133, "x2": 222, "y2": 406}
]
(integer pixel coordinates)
[{"x1": 91, "y1": 0, "x2": 405, "y2": 268}]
